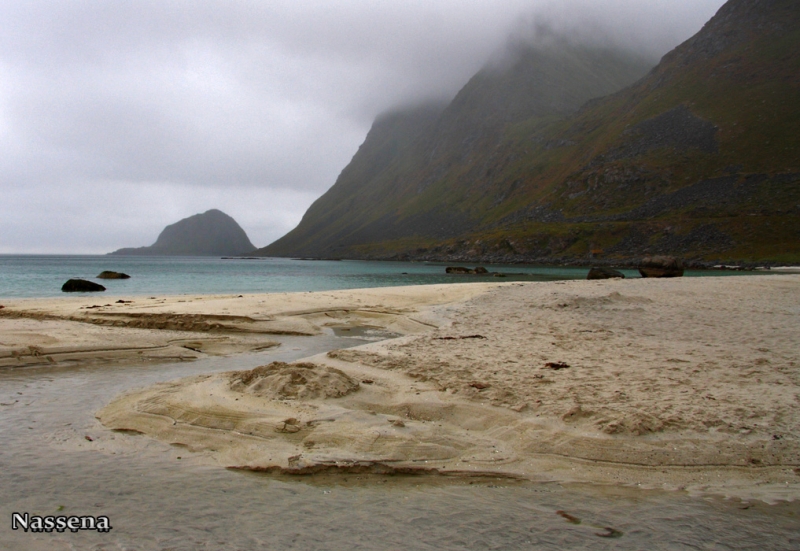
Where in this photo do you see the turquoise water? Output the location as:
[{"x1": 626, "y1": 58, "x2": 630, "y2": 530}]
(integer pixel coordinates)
[{"x1": 0, "y1": 255, "x2": 755, "y2": 298}]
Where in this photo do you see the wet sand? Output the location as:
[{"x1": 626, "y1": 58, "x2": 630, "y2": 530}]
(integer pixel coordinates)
[{"x1": 4, "y1": 276, "x2": 800, "y2": 501}]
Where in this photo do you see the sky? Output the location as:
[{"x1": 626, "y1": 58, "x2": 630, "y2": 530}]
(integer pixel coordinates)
[{"x1": 0, "y1": 0, "x2": 726, "y2": 254}]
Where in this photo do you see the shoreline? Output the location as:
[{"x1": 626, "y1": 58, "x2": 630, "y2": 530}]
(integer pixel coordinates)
[
  {"x1": 251, "y1": 253, "x2": 799, "y2": 271},
  {"x1": 3, "y1": 276, "x2": 800, "y2": 502},
  {"x1": 2, "y1": 255, "x2": 793, "y2": 302},
  {"x1": 0, "y1": 283, "x2": 499, "y2": 368}
]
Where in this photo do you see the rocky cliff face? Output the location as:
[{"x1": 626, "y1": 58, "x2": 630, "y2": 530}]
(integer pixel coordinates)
[
  {"x1": 110, "y1": 209, "x2": 256, "y2": 256},
  {"x1": 260, "y1": 0, "x2": 800, "y2": 264}
]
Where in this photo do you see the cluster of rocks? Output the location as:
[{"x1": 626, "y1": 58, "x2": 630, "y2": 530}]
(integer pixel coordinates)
[
  {"x1": 61, "y1": 271, "x2": 131, "y2": 293},
  {"x1": 445, "y1": 266, "x2": 488, "y2": 275},
  {"x1": 379, "y1": 244, "x2": 712, "y2": 268},
  {"x1": 441, "y1": 258, "x2": 687, "y2": 281},
  {"x1": 602, "y1": 105, "x2": 719, "y2": 163},
  {"x1": 585, "y1": 256, "x2": 685, "y2": 279},
  {"x1": 445, "y1": 266, "x2": 515, "y2": 278},
  {"x1": 375, "y1": 245, "x2": 768, "y2": 270}
]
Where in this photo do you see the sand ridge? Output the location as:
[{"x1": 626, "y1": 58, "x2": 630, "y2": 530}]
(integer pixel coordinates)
[
  {"x1": 96, "y1": 275, "x2": 800, "y2": 501},
  {"x1": 0, "y1": 283, "x2": 497, "y2": 367}
]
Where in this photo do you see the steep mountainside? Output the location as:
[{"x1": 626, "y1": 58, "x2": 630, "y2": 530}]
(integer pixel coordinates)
[
  {"x1": 260, "y1": 0, "x2": 800, "y2": 264},
  {"x1": 110, "y1": 209, "x2": 256, "y2": 256},
  {"x1": 260, "y1": 42, "x2": 653, "y2": 258}
]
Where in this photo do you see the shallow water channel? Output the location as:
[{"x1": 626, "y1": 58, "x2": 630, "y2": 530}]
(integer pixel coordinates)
[{"x1": 1, "y1": 333, "x2": 798, "y2": 550}]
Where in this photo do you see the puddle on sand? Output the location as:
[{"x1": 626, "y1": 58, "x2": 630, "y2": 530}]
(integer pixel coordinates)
[
  {"x1": 1, "y1": 334, "x2": 799, "y2": 551},
  {"x1": 329, "y1": 325, "x2": 401, "y2": 341}
]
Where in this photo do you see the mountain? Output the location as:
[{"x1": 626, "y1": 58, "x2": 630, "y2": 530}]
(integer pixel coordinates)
[
  {"x1": 110, "y1": 209, "x2": 256, "y2": 256},
  {"x1": 258, "y1": 41, "x2": 654, "y2": 258},
  {"x1": 259, "y1": 0, "x2": 800, "y2": 265}
]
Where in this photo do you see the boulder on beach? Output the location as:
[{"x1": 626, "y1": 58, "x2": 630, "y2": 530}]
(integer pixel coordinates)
[
  {"x1": 61, "y1": 279, "x2": 106, "y2": 292},
  {"x1": 639, "y1": 256, "x2": 684, "y2": 278},
  {"x1": 97, "y1": 271, "x2": 131, "y2": 279},
  {"x1": 587, "y1": 267, "x2": 625, "y2": 280},
  {"x1": 474, "y1": 266, "x2": 488, "y2": 274}
]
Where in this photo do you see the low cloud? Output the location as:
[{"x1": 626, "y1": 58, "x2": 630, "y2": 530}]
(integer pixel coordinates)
[{"x1": 0, "y1": 0, "x2": 725, "y2": 253}]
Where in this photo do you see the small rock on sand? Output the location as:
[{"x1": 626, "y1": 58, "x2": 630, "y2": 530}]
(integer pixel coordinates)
[{"x1": 587, "y1": 267, "x2": 625, "y2": 280}]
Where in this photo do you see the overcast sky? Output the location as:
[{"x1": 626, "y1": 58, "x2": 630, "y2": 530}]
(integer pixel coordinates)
[{"x1": 0, "y1": 0, "x2": 726, "y2": 254}]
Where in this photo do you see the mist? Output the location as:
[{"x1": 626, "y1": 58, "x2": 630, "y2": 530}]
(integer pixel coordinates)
[{"x1": 0, "y1": 0, "x2": 726, "y2": 253}]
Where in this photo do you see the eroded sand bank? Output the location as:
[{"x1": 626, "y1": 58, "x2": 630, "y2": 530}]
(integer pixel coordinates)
[
  {"x1": 92, "y1": 275, "x2": 800, "y2": 501},
  {"x1": 0, "y1": 283, "x2": 494, "y2": 367}
]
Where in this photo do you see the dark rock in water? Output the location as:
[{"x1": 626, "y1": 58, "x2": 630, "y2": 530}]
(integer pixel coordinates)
[
  {"x1": 97, "y1": 271, "x2": 131, "y2": 279},
  {"x1": 639, "y1": 256, "x2": 684, "y2": 278},
  {"x1": 62, "y1": 279, "x2": 106, "y2": 292},
  {"x1": 587, "y1": 267, "x2": 625, "y2": 280},
  {"x1": 446, "y1": 266, "x2": 490, "y2": 275}
]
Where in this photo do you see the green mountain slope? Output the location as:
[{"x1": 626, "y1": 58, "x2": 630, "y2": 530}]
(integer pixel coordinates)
[
  {"x1": 110, "y1": 209, "x2": 256, "y2": 256},
  {"x1": 260, "y1": 0, "x2": 800, "y2": 264}
]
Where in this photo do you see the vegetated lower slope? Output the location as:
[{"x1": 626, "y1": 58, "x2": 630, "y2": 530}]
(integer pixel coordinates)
[
  {"x1": 261, "y1": 0, "x2": 800, "y2": 264},
  {"x1": 110, "y1": 209, "x2": 256, "y2": 256}
]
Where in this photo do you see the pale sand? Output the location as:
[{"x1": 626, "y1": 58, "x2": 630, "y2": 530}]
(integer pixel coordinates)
[
  {"x1": 0, "y1": 283, "x2": 495, "y2": 367},
  {"x1": 4, "y1": 277, "x2": 800, "y2": 500}
]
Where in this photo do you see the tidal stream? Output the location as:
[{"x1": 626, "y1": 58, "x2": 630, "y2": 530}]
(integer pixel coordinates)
[{"x1": 1, "y1": 333, "x2": 798, "y2": 550}]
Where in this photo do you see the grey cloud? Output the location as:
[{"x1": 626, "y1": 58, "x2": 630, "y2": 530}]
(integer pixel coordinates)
[
  {"x1": 0, "y1": 179, "x2": 319, "y2": 254},
  {"x1": 0, "y1": 0, "x2": 726, "y2": 253}
]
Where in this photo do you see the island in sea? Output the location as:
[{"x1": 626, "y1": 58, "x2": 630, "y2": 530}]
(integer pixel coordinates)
[{"x1": 109, "y1": 209, "x2": 256, "y2": 256}]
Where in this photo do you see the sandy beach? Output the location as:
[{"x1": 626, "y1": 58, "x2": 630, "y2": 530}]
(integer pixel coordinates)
[
  {"x1": 0, "y1": 283, "x2": 493, "y2": 368},
  {"x1": 3, "y1": 276, "x2": 799, "y2": 501}
]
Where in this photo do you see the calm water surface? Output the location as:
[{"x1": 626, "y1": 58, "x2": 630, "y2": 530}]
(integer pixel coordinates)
[{"x1": 0, "y1": 255, "x2": 756, "y2": 298}]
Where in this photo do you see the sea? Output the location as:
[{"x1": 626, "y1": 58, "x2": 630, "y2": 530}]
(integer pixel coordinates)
[
  {"x1": 0, "y1": 254, "x2": 756, "y2": 299},
  {"x1": 1, "y1": 255, "x2": 797, "y2": 550}
]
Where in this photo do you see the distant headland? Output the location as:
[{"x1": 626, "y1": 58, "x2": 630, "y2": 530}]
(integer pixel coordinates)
[{"x1": 109, "y1": 209, "x2": 256, "y2": 256}]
